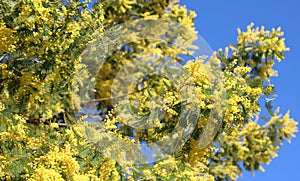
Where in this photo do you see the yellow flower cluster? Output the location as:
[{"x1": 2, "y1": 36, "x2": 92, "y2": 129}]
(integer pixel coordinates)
[
  {"x1": 151, "y1": 156, "x2": 215, "y2": 181},
  {"x1": 234, "y1": 23, "x2": 289, "y2": 80},
  {"x1": 120, "y1": 0, "x2": 136, "y2": 13},
  {"x1": 220, "y1": 57, "x2": 264, "y2": 126},
  {"x1": 99, "y1": 159, "x2": 119, "y2": 181},
  {"x1": 215, "y1": 107, "x2": 298, "y2": 176},
  {"x1": 184, "y1": 60, "x2": 212, "y2": 109},
  {"x1": 237, "y1": 23, "x2": 289, "y2": 57},
  {"x1": 0, "y1": 115, "x2": 123, "y2": 180},
  {"x1": 0, "y1": 0, "x2": 104, "y2": 121},
  {"x1": 0, "y1": 19, "x2": 17, "y2": 53},
  {"x1": 188, "y1": 139, "x2": 211, "y2": 166}
]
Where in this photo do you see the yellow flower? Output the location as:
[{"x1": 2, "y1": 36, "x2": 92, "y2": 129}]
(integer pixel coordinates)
[{"x1": 29, "y1": 167, "x2": 64, "y2": 181}]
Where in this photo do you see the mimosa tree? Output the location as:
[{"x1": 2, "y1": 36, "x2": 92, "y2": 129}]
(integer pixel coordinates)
[{"x1": 0, "y1": 0, "x2": 297, "y2": 180}]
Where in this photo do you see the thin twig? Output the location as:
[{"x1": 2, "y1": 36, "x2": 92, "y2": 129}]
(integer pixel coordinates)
[{"x1": 26, "y1": 118, "x2": 68, "y2": 127}]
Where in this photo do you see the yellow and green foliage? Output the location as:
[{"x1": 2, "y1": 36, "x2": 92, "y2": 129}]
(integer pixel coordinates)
[{"x1": 0, "y1": 0, "x2": 298, "y2": 180}]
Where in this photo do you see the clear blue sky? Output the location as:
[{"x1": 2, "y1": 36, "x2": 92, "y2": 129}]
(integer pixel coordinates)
[{"x1": 181, "y1": 0, "x2": 300, "y2": 180}]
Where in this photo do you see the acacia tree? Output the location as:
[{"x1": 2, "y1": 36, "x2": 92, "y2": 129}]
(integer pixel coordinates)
[{"x1": 0, "y1": 0, "x2": 298, "y2": 181}]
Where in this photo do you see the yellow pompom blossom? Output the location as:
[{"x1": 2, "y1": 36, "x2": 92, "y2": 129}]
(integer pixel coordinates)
[
  {"x1": 99, "y1": 159, "x2": 119, "y2": 181},
  {"x1": 150, "y1": 156, "x2": 215, "y2": 181},
  {"x1": 28, "y1": 167, "x2": 64, "y2": 181},
  {"x1": 0, "y1": 20, "x2": 17, "y2": 53}
]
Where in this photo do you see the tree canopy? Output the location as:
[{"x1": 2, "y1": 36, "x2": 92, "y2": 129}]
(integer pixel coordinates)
[{"x1": 0, "y1": 0, "x2": 298, "y2": 180}]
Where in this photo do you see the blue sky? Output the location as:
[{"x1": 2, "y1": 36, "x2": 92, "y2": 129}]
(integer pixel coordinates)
[{"x1": 181, "y1": 0, "x2": 300, "y2": 180}]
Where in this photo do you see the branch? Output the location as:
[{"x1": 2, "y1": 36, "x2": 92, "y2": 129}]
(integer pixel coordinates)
[{"x1": 26, "y1": 117, "x2": 67, "y2": 127}]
